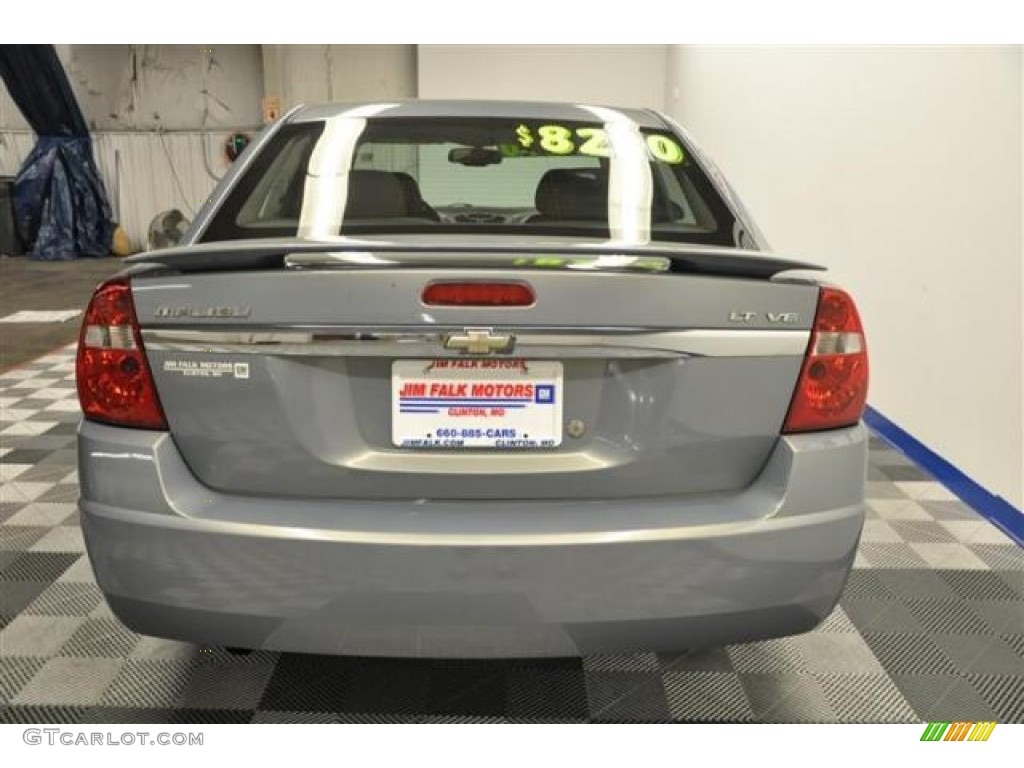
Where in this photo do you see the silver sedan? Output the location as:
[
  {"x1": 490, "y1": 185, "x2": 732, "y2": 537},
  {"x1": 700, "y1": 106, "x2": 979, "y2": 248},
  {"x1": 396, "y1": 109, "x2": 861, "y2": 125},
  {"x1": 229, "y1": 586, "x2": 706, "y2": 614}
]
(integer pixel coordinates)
[{"x1": 76, "y1": 100, "x2": 869, "y2": 657}]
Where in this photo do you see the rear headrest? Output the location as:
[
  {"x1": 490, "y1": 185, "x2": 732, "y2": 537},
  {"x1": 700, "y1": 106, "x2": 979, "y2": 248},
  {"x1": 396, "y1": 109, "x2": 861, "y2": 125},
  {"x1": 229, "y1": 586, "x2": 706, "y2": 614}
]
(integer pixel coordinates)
[
  {"x1": 534, "y1": 169, "x2": 608, "y2": 221},
  {"x1": 344, "y1": 170, "x2": 407, "y2": 219},
  {"x1": 390, "y1": 171, "x2": 439, "y2": 220},
  {"x1": 391, "y1": 171, "x2": 423, "y2": 203}
]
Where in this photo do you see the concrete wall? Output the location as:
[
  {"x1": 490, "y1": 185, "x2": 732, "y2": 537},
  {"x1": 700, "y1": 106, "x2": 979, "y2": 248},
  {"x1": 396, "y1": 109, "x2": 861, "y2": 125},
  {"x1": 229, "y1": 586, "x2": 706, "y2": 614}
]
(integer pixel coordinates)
[
  {"x1": 667, "y1": 45, "x2": 1023, "y2": 509},
  {"x1": 1, "y1": 44, "x2": 417, "y2": 248},
  {"x1": 1, "y1": 45, "x2": 263, "y2": 139},
  {"x1": 0, "y1": 45, "x2": 72, "y2": 131},
  {"x1": 67, "y1": 45, "x2": 263, "y2": 131},
  {"x1": 263, "y1": 45, "x2": 416, "y2": 110},
  {"x1": 418, "y1": 45, "x2": 668, "y2": 110},
  {"x1": 0, "y1": 45, "x2": 265, "y2": 248}
]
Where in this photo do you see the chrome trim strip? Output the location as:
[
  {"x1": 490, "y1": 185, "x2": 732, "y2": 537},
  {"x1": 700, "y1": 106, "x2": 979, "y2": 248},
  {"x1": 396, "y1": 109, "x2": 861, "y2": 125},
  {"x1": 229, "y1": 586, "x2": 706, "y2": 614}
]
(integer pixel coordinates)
[
  {"x1": 141, "y1": 328, "x2": 809, "y2": 358},
  {"x1": 284, "y1": 252, "x2": 671, "y2": 273}
]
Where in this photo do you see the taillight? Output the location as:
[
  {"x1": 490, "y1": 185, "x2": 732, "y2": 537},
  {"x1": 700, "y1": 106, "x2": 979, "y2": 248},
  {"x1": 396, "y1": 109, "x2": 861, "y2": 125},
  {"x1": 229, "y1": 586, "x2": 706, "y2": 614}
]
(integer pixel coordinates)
[
  {"x1": 782, "y1": 286, "x2": 869, "y2": 433},
  {"x1": 422, "y1": 282, "x2": 535, "y2": 307},
  {"x1": 76, "y1": 278, "x2": 167, "y2": 430}
]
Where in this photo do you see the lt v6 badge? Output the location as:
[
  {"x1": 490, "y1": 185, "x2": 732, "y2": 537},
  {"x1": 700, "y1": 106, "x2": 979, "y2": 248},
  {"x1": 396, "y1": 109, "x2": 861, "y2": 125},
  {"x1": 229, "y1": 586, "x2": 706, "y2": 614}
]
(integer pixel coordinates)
[{"x1": 729, "y1": 311, "x2": 800, "y2": 324}]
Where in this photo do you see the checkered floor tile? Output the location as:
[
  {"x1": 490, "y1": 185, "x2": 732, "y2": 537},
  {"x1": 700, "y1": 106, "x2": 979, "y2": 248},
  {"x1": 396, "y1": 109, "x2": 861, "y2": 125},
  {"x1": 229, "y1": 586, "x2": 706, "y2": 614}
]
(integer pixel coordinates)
[{"x1": 1, "y1": 347, "x2": 1021, "y2": 723}]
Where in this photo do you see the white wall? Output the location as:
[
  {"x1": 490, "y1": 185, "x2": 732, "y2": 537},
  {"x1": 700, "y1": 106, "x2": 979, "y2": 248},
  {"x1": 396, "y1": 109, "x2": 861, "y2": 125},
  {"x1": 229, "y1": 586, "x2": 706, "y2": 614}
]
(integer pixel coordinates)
[
  {"x1": 668, "y1": 46, "x2": 1023, "y2": 509},
  {"x1": 418, "y1": 45, "x2": 668, "y2": 110}
]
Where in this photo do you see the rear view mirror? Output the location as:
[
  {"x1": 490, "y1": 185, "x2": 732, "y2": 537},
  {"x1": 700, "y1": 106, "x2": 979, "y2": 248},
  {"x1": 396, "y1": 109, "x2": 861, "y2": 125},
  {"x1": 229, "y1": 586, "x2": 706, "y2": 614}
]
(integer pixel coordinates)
[{"x1": 448, "y1": 147, "x2": 502, "y2": 167}]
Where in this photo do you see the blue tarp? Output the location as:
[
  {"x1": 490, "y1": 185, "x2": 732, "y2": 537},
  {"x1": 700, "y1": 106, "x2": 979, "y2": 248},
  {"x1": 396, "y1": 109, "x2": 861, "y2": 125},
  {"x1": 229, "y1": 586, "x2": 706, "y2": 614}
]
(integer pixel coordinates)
[
  {"x1": 0, "y1": 45, "x2": 114, "y2": 260},
  {"x1": 13, "y1": 136, "x2": 114, "y2": 260}
]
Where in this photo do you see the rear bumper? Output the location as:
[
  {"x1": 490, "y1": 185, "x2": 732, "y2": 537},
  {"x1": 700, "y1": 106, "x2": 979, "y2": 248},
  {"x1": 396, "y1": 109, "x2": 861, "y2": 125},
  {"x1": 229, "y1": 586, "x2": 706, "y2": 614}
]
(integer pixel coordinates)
[{"x1": 79, "y1": 422, "x2": 867, "y2": 658}]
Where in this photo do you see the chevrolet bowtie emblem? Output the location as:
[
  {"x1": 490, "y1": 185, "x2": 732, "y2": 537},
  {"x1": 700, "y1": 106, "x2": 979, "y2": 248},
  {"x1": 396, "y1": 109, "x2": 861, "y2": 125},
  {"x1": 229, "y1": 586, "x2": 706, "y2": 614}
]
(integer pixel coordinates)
[{"x1": 444, "y1": 328, "x2": 515, "y2": 355}]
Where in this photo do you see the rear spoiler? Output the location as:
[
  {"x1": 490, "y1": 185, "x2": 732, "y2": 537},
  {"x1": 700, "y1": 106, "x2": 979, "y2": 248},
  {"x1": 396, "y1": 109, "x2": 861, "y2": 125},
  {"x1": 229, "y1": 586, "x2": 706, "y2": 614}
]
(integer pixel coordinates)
[{"x1": 125, "y1": 239, "x2": 824, "y2": 280}]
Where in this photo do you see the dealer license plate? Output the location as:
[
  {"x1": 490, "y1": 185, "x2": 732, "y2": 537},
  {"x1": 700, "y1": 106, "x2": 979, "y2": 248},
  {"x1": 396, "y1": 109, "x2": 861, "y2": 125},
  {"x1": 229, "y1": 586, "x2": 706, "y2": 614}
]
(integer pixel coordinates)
[{"x1": 392, "y1": 359, "x2": 563, "y2": 448}]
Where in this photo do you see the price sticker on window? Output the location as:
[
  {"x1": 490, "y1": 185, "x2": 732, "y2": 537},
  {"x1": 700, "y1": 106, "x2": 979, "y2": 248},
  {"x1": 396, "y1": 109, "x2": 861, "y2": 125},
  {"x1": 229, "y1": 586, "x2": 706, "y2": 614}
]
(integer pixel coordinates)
[{"x1": 513, "y1": 123, "x2": 685, "y2": 164}]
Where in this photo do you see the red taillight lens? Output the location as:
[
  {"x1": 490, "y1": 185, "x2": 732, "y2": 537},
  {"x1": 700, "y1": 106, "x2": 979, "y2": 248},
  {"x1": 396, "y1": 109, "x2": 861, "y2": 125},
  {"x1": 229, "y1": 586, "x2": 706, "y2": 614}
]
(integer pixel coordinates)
[
  {"x1": 782, "y1": 287, "x2": 869, "y2": 433},
  {"x1": 422, "y1": 282, "x2": 535, "y2": 307},
  {"x1": 76, "y1": 279, "x2": 167, "y2": 430}
]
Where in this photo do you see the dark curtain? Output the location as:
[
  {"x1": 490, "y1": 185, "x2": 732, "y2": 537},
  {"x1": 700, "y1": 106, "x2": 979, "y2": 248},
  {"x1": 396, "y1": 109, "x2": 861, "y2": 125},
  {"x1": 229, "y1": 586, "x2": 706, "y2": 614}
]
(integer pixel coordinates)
[{"x1": 0, "y1": 45, "x2": 114, "y2": 260}]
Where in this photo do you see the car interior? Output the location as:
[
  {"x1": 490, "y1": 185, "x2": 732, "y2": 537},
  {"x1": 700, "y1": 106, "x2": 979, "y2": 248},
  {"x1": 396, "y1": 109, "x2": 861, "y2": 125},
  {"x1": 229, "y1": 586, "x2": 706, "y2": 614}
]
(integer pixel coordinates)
[{"x1": 208, "y1": 122, "x2": 726, "y2": 243}]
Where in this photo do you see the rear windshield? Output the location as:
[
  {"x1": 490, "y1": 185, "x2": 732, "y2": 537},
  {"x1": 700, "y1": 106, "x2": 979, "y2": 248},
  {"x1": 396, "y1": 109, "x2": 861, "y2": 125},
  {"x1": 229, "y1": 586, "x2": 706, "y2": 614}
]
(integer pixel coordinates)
[{"x1": 201, "y1": 116, "x2": 739, "y2": 247}]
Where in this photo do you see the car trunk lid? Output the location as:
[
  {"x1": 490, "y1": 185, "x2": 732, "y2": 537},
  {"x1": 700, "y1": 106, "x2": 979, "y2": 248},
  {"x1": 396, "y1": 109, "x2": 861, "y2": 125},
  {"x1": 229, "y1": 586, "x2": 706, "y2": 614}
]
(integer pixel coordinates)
[{"x1": 129, "y1": 244, "x2": 821, "y2": 501}]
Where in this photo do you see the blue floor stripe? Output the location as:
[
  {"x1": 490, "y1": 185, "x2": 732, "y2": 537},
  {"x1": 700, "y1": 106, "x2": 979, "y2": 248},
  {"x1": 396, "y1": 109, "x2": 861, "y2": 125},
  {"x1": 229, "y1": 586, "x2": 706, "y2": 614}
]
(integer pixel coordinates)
[{"x1": 863, "y1": 405, "x2": 1023, "y2": 546}]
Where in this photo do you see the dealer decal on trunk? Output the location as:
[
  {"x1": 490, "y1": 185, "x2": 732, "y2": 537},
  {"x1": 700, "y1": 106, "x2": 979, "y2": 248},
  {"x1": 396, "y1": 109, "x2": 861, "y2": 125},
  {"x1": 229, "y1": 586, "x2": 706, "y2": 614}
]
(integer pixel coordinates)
[{"x1": 163, "y1": 360, "x2": 250, "y2": 379}]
